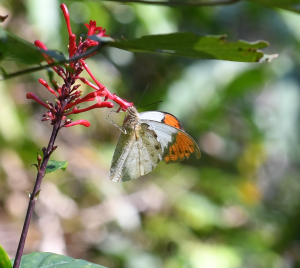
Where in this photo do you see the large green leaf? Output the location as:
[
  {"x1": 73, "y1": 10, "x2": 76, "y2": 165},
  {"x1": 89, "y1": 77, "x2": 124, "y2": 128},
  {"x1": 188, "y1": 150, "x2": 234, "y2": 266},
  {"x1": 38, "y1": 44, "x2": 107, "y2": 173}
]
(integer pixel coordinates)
[
  {"x1": 45, "y1": 160, "x2": 68, "y2": 174},
  {"x1": 81, "y1": 0, "x2": 300, "y2": 14},
  {"x1": 107, "y1": 33, "x2": 277, "y2": 62},
  {"x1": 0, "y1": 27, "x2": 43, "y2": 64},
  {"x1": 0, "y1": 31, "x2": 276, "y2": 80},
  {"x1": 10, "y1": 252, "x2": 107, "y2": 268},
  {"x1": 0, "y1": 244, "x2": 12, "y2": 268}
]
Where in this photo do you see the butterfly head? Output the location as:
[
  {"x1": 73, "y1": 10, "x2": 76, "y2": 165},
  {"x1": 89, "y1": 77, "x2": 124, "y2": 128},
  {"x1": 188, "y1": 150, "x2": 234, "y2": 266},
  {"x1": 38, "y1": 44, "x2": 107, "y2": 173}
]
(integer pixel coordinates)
[{"x1": 123, "y1": 106, "x2": 140, "y2": 128}]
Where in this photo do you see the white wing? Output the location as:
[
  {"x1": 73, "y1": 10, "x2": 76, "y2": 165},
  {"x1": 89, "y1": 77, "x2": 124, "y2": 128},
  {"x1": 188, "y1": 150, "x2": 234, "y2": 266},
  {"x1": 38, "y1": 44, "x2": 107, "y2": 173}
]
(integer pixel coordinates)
[
  {"x1": 109, "y1": 123, "x2": 162, "y2": 182},
  {"x1": 139, "y1": 111, "x2": 165, "y2": 122}
]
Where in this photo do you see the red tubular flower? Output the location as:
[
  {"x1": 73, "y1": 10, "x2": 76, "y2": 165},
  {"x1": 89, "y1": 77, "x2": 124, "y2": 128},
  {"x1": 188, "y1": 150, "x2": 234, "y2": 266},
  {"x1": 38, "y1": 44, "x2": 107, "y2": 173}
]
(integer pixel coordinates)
[
  {"x1": 39, "y1": 79, "x2": 58, "y2": 97},
  {"x1": 85, "y1": 20, "x2": 107, "y2": 37},
  {"x1": 66, "y1": 91, "x2": 107, "y2": 109},
  {"x1": 34, "y1": 40, "x2": 65, "y2": 78},
  {"x1": 26, "y1": 93, "x2": 50, "y2": 109},
  {"x1": 65, "y1": 102, "x2": 113, "y2": 116},
  {"x1": 79, "y1": 59, "x2": 133, "y2": 110},
  {"x1": 34, "y1": 40, "x2": 47, "y2": 50},
  {"x1": 76, "y1": 77, "x2": 100, "y2": 91},
  {"x1": 60, "y1": 4, "x2": 72, "y2": 36},
  {"x1": 69, "y1": 34, "x2": 77, "y2": 62},
  {"x1": 64, "y1": 119, "x2": 91, "y2": 128},
  {"x1": 85, "y1": 20, "x2": 96, "y2": 36}
]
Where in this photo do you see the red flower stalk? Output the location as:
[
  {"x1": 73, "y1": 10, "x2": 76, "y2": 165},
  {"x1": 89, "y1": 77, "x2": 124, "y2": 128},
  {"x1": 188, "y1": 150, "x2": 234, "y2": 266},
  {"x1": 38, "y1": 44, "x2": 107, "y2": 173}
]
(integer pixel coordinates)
[
  {"x1": 28, "y1": 3, "x2": 133, "y2": 129},
  {"x1": 14, "y1": 5, "x2": 133, "y2": 268}
]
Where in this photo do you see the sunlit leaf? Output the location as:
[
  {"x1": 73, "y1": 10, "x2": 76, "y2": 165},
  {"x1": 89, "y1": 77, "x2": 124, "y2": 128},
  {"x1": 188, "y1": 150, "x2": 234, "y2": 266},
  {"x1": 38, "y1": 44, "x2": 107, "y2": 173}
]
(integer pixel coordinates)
[
  {"x1": 0, "y1": 244, "x2": 12, "y2": 268},
  {"x1": 79, "y1": 0, "x2": 300, "y2": 13},
  {"x1": 106, "y1": 33, "x2": 277, "y2": 62},
  {"x1": 45, "y1": 160, "x2": 68, "y2": 174},
  {"x1": 10, "y1": 252, "x2": 107, "y2": 268}
]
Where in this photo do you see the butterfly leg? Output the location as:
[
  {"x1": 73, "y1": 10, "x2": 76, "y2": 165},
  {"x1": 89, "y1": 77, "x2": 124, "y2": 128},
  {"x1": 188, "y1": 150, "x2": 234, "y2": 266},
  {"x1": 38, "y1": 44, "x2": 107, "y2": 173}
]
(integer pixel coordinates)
[{"x1": 106, "y1": 110, "x2": 127, "y2": 134}]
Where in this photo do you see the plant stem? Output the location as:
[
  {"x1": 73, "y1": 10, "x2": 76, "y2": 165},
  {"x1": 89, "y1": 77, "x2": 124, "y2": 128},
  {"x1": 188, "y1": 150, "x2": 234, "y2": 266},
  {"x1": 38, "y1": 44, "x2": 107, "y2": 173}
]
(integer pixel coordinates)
[{"x1": 13, "y1": 119, "x2": 62, "y2": 268}]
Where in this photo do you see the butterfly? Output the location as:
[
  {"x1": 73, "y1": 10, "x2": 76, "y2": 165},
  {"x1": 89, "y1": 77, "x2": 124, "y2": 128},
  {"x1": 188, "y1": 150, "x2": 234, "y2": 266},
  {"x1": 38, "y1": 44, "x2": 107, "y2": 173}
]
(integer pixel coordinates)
[{"x1": 109, "y1": 106, "x2": 201, "y2": 182}]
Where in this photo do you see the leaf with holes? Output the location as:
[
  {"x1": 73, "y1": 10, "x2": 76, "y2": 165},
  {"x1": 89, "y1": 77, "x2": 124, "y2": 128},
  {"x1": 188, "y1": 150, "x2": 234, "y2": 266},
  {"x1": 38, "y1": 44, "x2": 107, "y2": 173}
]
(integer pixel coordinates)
[{"x1": 105, "y1": 32, "x2": 277, "y2": 62}]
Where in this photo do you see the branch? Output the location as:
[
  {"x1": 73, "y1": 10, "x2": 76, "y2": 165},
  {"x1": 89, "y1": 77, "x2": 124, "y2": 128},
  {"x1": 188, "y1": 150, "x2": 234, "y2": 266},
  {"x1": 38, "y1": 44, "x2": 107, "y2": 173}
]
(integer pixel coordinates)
[
  {"x1": 12, "y1": 118, "x2": 62, "y2": 268},
  {"x1": 0, "y1": 43, "x2": 104, "y2": 81}
]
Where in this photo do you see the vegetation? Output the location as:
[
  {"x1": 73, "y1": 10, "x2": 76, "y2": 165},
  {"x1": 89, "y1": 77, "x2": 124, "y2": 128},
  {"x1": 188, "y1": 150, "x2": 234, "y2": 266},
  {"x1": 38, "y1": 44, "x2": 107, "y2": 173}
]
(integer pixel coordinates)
[{"x1": 0, "y1": 0, "x2": 300, "y2": 267}]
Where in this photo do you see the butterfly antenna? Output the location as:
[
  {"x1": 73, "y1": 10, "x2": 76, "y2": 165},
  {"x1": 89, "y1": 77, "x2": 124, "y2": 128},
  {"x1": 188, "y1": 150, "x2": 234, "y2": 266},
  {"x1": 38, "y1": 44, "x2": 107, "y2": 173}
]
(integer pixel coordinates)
[
  {"x1": 137, "y1": 100, "x2": 163, "y2": 110},
  {"x1": 137, "y1": 83, "x2": 150, "y2": 107}
]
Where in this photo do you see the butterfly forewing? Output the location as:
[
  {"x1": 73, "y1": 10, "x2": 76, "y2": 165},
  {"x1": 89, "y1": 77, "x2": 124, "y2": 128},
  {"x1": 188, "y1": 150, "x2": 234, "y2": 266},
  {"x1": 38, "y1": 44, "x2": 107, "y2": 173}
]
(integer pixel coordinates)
[
  {"x1": 139, "y1": 111, "x2": 184, "y2": 130},
  {"x1": 109, "y1": 128, "x2": 136, "y2": 182},
  {"x1": 110, "y1": 123, "x2": 163, "y2": 182}
]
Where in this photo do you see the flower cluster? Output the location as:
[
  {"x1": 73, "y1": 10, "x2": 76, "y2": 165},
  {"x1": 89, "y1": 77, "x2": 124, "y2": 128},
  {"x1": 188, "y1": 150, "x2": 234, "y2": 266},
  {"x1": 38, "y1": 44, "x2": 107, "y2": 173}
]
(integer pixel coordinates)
[{"x1": 27, "y1": 3, "x2": 132, "y2": 128}]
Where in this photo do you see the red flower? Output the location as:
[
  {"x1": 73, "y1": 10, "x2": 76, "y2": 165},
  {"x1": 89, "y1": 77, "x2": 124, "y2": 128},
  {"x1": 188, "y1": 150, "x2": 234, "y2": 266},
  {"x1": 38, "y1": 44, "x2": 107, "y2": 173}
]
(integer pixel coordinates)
[
  {"x1": 85, "y1": 20, "x2": 107, "y2": 37},
  {"x1": 28, "y1": 3, "x2": 133, "y2": 128}
]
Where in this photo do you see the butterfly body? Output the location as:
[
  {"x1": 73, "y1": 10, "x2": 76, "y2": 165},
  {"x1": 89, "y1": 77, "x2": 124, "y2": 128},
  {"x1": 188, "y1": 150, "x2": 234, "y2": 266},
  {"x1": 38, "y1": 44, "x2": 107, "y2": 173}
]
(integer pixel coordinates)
[{"x1": 109, "y1": 106, "x2": 200, "y2": 182}]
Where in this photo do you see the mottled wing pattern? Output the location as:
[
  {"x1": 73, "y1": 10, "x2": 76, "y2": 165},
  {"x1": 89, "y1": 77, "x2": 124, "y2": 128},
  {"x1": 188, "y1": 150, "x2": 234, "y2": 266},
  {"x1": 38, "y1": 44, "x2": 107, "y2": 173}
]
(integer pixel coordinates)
[
  {"x1": 143, "y1": 121, "x2": 201, "y2": 164},
  {"x1": 109, "y1": 124, "x2": 162, "y2": 182},
  {"x1": 109, "y1": 129, "x2": 135, "y2": 182}
]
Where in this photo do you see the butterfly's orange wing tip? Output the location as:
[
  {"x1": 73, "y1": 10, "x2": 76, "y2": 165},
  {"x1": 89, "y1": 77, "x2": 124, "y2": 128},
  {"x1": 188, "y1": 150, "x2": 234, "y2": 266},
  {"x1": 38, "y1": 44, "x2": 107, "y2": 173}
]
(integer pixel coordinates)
[{"x1": 163, "y1": 114, "x2": 184, "y2": 130}]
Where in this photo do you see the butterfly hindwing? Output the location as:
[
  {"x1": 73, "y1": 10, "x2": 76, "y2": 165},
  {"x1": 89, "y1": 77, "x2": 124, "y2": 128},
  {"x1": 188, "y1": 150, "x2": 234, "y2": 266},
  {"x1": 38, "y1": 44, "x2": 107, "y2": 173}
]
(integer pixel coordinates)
[{"x1": 143, "y1": 120, "x2": 201, "y2": 164}]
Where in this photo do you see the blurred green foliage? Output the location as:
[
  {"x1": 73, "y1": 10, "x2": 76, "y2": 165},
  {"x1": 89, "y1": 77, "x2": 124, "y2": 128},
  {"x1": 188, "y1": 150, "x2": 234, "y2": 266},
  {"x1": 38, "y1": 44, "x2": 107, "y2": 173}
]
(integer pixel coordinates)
[{"x1": 1, "y1": 0, "x2": 300, "y2": 268}]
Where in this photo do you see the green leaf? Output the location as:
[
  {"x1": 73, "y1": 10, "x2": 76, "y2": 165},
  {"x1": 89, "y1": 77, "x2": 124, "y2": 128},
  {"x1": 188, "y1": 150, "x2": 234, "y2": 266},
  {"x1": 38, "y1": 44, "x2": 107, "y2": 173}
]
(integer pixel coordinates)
[
  {"x1": 45, "y1": 160, "x2": 68, "y2": 174},
  {"x1": 0, "y1": 27, "x2": 43, "y2": 64},
  {"x1": 0, "y1": 244, "x2": 12, "y2": 268},
  {"x1": 43, "y1": 50, "x2": 66, "y2": 61},
  {"x1": 107, "y1": 32, "x2": 277, "y2": 63},
  {"x1": 89, "y1": 35, "x2": 115, "y2": 43},
  {"x1": 0, "y1": 42, "x2": 100, "y2": 80},
  {"x1": 10, "y1": 252, "x2": 107, "y2": 268},
  {"x1": 0, "y1": 28, "x2": 66, "y2": 65}
]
